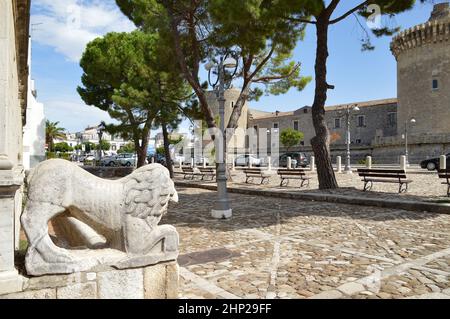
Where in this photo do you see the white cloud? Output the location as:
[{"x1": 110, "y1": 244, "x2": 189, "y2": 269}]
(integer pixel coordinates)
[
  {"x1": 44, "y1": 99, "x2": 116, "y2": 132},
  {"x1": 31, "y1": 0, "x2": 135, "y2": 62}
]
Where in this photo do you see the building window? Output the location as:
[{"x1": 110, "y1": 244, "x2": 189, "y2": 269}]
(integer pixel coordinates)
[
  {"x1": 357, "y1": 115, "x2": 365, "y2": 127},
  {"x1": 432, "y1": 79, "x2": 439, "y2": 90},
  {"x1": 356, "y1": 139, "x2": 362, "y2": 144},
  {"x1": 388, "y1": 112, "x2": 397, "y2": 127},
  {"x1": 253, "y1": 125, "x2": 258, "y2": 132},
  {"x1": 303, "y1": 108, "x2": 308, "y2": 114},
  {"x1": 300, "y1": 141, "x2": 305, "y2": 146},
  {"x1": 273, "y1": 123, "x2": 279, "y2": 129},
  {"x1": 334, "y1": 118, "x2": 341, "y2": 129},
  {"x1": 293, "y1": 121, "x2": 299, "y2": 131}
]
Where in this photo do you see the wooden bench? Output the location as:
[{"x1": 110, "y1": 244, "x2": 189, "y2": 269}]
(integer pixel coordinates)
[
  {"x1": 198, "y1": 167, "x2": 216, "y2": 181},
  {"x1": 181, "y1": 167, "x2": 199, "y2": 179},
  {"x1": 277, "y1": 169, "x2": 311, "y2": 188},
  {"x1": 243, "y1": 168, "x2": 270, "y2": 185},
  {"x1": 357, "y1": 168, "x2": 412, "y2": 193},
  {"x1": 438, "y1": 169, "x2": 450, "y2": 197}
]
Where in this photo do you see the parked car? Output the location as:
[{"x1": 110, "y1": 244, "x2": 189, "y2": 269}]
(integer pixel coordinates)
[
  {"x1": 116, "y1": 153, "x2": 137, "y2": 167},
  {"x1": 83, "y1": 155, "x2": 96, "y2": 164},
  {"x1": 420, "y1": 153, "x2": 450, "y2": 171},
  {"x1": 99, "y1": 156, "x2": 118, "y2": 167},
  {"x1": 279, "y1": 154, "x2": 298, "y2": 168},
  {"x1": 152, "y1": 154, "x2": 174, "y2": 166},
  {"x1": 281, "y1": 152, "x2": 309, "y2": 168},
  {"x1": 235, "y1": 154, "x2": 263, "y2": 167}
]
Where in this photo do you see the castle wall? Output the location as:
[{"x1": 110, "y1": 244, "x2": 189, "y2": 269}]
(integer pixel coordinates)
[
  {"x1": 248, "y1": 102, "x2": 398, "y2": 154},
  {"x1": 392, "y1": 3, "x2": 450, "y2": 136}
]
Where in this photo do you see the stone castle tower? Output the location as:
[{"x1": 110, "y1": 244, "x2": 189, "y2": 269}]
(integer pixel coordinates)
[
  {"x1": 205, "y1": 88, "x2": 248, "y2": 150},
  {"x1": 390, "y1": 2, "x2": 450, "y2": 136}
]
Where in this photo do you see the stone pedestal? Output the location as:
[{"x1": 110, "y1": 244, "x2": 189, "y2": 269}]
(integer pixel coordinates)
[
  {"x1": 310, "y1": 156, "x2": 315, "y2": 171},
  {"x1": 440, "y1": 155, "x2": 446, "y2": 170},
  {"x1": 0, "y1": 261, "x2": 179, "y2": 299},
  {"x1": 366, "y1": 156, "x2": 372, "y2": 169},
  {"x1": 0, "y1": 162, "x2": 24, "y2": 295},
  {"x1": 336, "y1": 156, "x2": 342, "y2": 173},
  {"x1": 400, "y1": 155, "x2": 407, "y2": 170}
]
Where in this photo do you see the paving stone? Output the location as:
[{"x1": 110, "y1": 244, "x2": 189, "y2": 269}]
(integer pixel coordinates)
[
  {"x1": 337, "y1": 282, "x2": 365, "y2": 295},
  {"x1": 165, "y1": 187, "x2": 450, "y2": 299}
]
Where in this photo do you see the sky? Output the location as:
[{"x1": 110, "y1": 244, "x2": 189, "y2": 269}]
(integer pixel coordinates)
[{"x1": 30, "y1": 0, "x2": 440, "y2": 134}]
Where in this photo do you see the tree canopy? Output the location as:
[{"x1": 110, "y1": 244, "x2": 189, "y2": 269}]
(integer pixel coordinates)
[
  {"x1": 280, "y1": 128, "x2": 304, "y2": 152},
  {"x1": 116, "y1": 0, "x2": 311, "y2": 131},
  {"x1": 45, "y1": 120, "x2": 66, "y2": 152},
  {"x1": 78, "y1": 30, "x2": 191, "y2": 167}
]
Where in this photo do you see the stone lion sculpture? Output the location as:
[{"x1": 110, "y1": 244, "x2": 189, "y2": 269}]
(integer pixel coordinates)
[{"x1": 21, "y1": 159, "x2": 179, "y2": 276}]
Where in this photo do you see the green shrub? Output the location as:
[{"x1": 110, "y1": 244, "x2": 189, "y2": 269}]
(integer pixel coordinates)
[
  {"x1": 358, "y1": 158, "x2": 375, "y2": 165},
  {"x1": 46, "y1": 151, "x2": 56, "y2": 159}
]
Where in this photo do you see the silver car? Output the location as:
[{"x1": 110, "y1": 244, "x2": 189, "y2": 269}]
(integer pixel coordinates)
[{"x1": 115, "y1": 153, "x2": 137, "y2": 167}]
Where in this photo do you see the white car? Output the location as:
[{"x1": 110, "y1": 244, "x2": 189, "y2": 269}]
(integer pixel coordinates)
[{"x1": 235, "y1": 154, "x2": 263, "y2": 167}]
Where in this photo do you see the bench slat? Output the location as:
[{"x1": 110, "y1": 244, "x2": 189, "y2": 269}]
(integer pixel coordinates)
[
  {"x1": 359, "y1": 173, "x2": 407, "y2": 179},
  {"x1": 362, "y1": 178, "x2": 412, "y2": 183}
]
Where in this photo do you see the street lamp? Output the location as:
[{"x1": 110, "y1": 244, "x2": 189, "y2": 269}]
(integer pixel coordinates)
[
  {"x1": 97, "y1": 121, "x2": 106, "y2": 164},
  {"x1": 404, "y1": 118, "x2": 416, "y2": 166},
  {"x1": 206, "y1": 51, "x2": 238, "y2": 219},
  {"x1": 337, "y1": 104, "x2": 360, "y2": 174}
]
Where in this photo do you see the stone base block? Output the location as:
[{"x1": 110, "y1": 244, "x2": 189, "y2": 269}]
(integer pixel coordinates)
[{"x1": 0, "y1": 261, "x2": 179, "y2": 299}]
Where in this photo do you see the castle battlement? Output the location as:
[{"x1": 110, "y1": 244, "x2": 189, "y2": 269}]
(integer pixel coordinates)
[
  {"x1": 390, "y1": 19, "x2": 449, "y2": 59},
  {"x1": 390, "y1": 2, "x2": 449, "y2": 60}
]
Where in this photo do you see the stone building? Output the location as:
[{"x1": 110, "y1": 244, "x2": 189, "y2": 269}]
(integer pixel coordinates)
[
  {"x1": 239, "y1": 3, "x2": 449, "y2": 164},
  {"x1": 23, "y1": 40, "x2": 46, "y2": 170},
  {"x1": 0, "y1": 0, "x2": 31, "y2": 295}
]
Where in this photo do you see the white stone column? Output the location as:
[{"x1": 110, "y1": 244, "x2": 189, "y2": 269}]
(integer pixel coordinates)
[
  {"x1": 336, "y1": 156, "x2": 342, "y2": 173},
  {"x1": 191, "y1": 158, "x2": 194, "y2": 167},
  {"x1": 178, "y1": 158, "x2": 182, "y2": 168},
  {"x1": 0, "y1": 0, "x2": 25, "y2": 295},
  {"x1": 287, "y1": 157, "x2": 292, "y2": 170},
  {"x1": 366, "y1": 156, "x2": 372, "y2": 169},
  {"x1": 267, "y1": 156, "x2": 272, "y2": 171},
  {"x1": 400, "y1": 155, "x2": 407, "y2": 171},
  {"x1": 231, "y1": 155, "x2": 235, "y2": 171},
  {"x1": 440, "y1": 155, "x2": 446, "y2": 170},
  {"x1": 0, "y1": 165, "x2": 24, "y2": 295},
  {"x1": 310, "y1": 156, "x2": 315, "y2": 172},
  {"x1": 203, "y1": 157, "x2": 206, "y2": 168},
  {"x1": 249, "y1": 158, "x2": 253, "y2": 168},
  {"x1": 151, "y1": 157, "x2": 155, "y2": 164}
]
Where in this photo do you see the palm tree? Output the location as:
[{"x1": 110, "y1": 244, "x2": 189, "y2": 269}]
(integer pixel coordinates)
[{"x1": 45, "y1": 120, "x2": 66, "y2": 152}]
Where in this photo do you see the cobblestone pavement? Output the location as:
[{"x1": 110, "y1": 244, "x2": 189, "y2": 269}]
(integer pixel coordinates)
[
  {"x1": 174, "y1": 168, "x2": 450, "y2": 203},
  {"x1": 163, "y1": 187, "x2": 450, "y2": 299}
]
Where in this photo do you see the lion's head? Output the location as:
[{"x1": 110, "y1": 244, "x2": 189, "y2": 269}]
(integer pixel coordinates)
[{"x1": 122, "y1": 164, "x2": 178, "y2": 222}]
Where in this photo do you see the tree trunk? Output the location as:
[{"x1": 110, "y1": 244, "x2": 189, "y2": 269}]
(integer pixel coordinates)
[
  {"x1": 162, "y1": 121, "x2": 174, "y2": 178},
  {"x1": 136, "y1": 146, "x2": 147, "y2": 168},
  {"x1": 310, "y1": 17, "x2": 338, "y2": 189},
  {"x1": 136, "y1": 132, "x2": 149, "y2": 168}
]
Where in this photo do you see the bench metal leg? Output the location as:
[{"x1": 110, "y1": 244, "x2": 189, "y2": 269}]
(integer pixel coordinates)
[
  {"x1": 280, "y1": 178, "x2": 288, "y2": 187},
  {"x1": 399, "y1": 182, "x2": 408, "y2": 193},
  {"x1": 261, "y1": 177, "x2": 269, "y2": 185},
  {"x1": 448, "y1": 184, "x2": 450, "y2": 197},
  {"x1": 363, "y1": 180, "x2": 373, "y2": 191},
  {"x1": 246, "y1": 176, "x2": 253, "y2": 184},
  {"x1": 300, "y1": 179, "x2": 309, "y2": 188}
]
